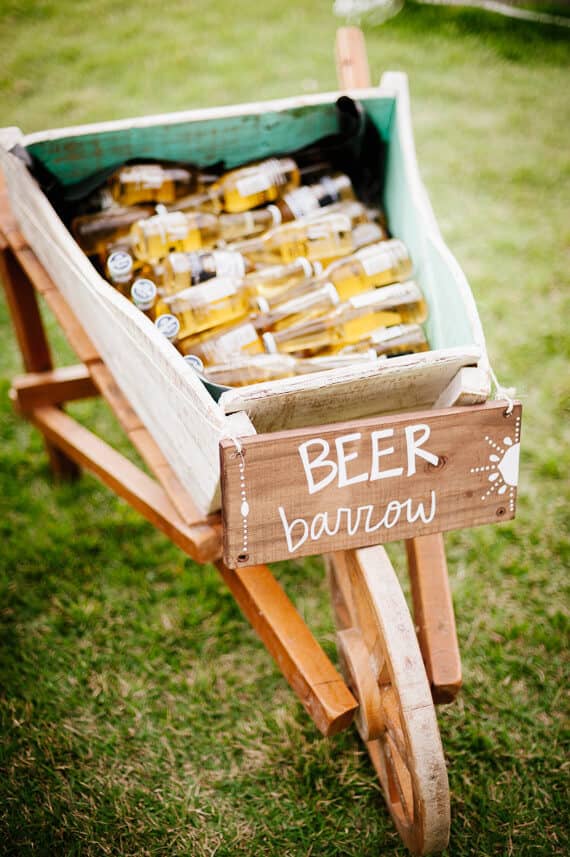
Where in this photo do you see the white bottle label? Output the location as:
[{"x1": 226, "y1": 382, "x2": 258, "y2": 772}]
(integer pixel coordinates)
[
  {"x1": 165, "y1": 212, "x2": 191, "y2": 241},
  {"x1": 180, "y1": 277, "x2": 240, "y2": 310},
  {"x1": 126, "y1": 165, "x2": 164, "y2": 189},
  {"x1": 202, "y1": 323, "x2": 260, "y2": 362},
  {"x1": 349, "y1": 281, "x2": 418, "y2": 311},
  {"x1": 212, "y1": 251, "x2": 246, "y2": 279},
  {"x1": 235, "y1": 159, "x2": 285, "y2": 198},
  {"x1": 283, "y1": 186, "x2": 320, "y2": 219},
  {"x1": 354, "y1": 244, "x2": 392, "y2": 277}
]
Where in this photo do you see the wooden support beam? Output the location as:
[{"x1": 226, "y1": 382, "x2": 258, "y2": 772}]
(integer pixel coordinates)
[
  {"x1": 215, "y1": 560, "x2": 358, "y2": 737},
  {"x1": 28, "y1": 405, "x2": 222, "y2": 564},
  {"x1": 0, "y1": 241, "x2": 81, "y2": 480},
  {"x1": 405, "y1": 535, "x2": 462, "y2": 703},
  {"x1": 0, "y1": 245, "x2": 53, "y2": 374},
  {"x1": 11, "y1": 364, "x2": 98, "y2": 412}
]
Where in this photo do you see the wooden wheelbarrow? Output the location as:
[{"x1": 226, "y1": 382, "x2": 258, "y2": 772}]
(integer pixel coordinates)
[{"x1": 0, "y1": 27, "x2": 521, "y2": 854}]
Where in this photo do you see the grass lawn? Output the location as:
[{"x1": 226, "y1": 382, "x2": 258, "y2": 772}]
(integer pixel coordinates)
[{"x1": 1, "y1": 2, "x2": 569, "y2": 855}]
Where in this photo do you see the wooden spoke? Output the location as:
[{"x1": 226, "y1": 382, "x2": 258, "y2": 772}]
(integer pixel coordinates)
[{"x1": 329, "y1": 546, "x2": 450, "y2": 855}]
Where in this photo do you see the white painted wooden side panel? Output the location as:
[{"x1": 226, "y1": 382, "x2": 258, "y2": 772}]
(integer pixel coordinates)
[{"x1": 0, "y1": 148, "x2": 254, "y2": 514}]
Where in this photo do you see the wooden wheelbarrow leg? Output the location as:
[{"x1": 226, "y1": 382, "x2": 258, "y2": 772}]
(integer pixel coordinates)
[
  {"x1": 0, "y1": 235, "x2": 80, "y2": 481},
  {"x1": 216, "y1": 560, "x2": 358, "y2": 737},
  {"x1": 405, "y1": 535, "x2": 461, "y2": 704}
]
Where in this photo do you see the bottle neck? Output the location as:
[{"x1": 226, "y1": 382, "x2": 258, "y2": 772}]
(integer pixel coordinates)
[{"x1": 226, "y1": 234, "x2": 266, "y2": 256}]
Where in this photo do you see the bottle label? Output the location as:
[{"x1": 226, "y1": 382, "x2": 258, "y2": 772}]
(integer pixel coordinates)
[
  {"x1": 349, "y1": 281, "x2": 419, "y2": 311},
  {"x1": 235, "y1": 159, "x2": 286, "y2": 199},
  {"x1": 282, "y1": 186, "x2": 320, "y2": 219},
  {"x1": 179, "y1": 277, "x2": 241, "y2": 310},
  {"x1": 318, "y1": 176, "x2": 342, "y2": 206},
  {"x1": 212, "y1": 250, "x2": 246, "y2": 279},
  {"x1": 355, "y1": 243, "x2": 392, "y2": 277},
  {"x1": 124, "y1": 165, "x2": 164, "y2": 189},
  {"x1": 163, "y1": 212, "x2": 190, "y2": 241},
  {"x1": 201, "y1": 323, "x2": 260, "y2": 362},
  {"x1": 188, "y1": 253, "x2": 208, "y2": 283}
]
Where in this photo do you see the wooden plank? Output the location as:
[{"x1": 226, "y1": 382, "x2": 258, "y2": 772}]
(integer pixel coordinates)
[
  {"x1": 219, "y1": 346, "x2": 482, "y2": 433},
  {"x1": 405, "y1": 535, "x2": 462, "y2": 704},
  {"x1": 434, "y1": 366, "x2": 490, "y2": 409},
  {"x1": 89, "y1": 361, "x2": 144, "y2": 433},
  {"x1": 380, "y1": 70, "x2": 489, "y2": 360},
  {"x1": 19, "y1": 90, "x2": 394, "y2": 184},
  {"x1": 336, "y1": 27, "x2": 372, "y2": 89},
  {"x1": 1, "y1": 177, "x2": 226, "y2": 525},
  {"x1": 28, "y1": 405, "x2": 222, "y2": 563},
  {"x1": 11, "y1": 364, "x2": 98, "y2": 411},
  {"x1": 0, "y1": 181, "x2": 100, "y2": 363},
  {"x1": 0, "y1": 153, "x2": 256, "y2": 514},
  {"x1": 88, "y1": 360, "x2": 206, "y2": 524},
  {"x1": 215, "y1": 560, "x2": 357, "y2": 736},
  {"x1": 220, "y1": 401, "x2": 522, "y2": 566}
]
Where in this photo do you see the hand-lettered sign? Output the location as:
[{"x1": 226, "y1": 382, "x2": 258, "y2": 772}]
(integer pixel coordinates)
[{"x1": 220, "y1": 401, "x2": 521, "y2": 567}]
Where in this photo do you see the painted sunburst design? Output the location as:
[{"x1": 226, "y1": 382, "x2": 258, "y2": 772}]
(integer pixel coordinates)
[{"x1": 470, "y1": 414, "x2": 521, "y2": 513}]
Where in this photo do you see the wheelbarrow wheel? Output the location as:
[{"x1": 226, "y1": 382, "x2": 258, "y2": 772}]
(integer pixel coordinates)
[{"x1": 327, "y1": 546, "x2": 450, "y2": 855}]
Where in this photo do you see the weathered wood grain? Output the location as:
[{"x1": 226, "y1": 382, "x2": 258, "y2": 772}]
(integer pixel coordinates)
[
  {"x1": 221, "y1": 401, "x2": 522, "y2": 566},
  {"x1": 219, "y1": 346, "x2": 482, "y2": 432}
]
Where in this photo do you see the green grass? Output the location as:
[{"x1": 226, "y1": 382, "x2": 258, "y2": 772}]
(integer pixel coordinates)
[{"x1": 1, "y1": 2, "x2": 569, "y2": 855}]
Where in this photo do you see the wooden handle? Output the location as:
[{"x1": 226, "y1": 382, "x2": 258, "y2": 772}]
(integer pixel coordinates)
[
  {"x1": 336, "y1": 26, "x2": 371, "y2": 89},
  {"x1": 215, "y1": 560, "x2": 357, "y2": 736}
]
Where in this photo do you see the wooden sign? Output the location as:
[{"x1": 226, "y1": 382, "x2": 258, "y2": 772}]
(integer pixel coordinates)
[{"x1": 220, "y1": 401, "x2": 522, "y2": 567}]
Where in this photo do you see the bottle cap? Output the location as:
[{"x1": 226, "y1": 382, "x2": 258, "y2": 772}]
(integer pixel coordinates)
[
  {"x1": 297, "y1": 256, "x2": 315, "y2": 279},
  {"x1": 262, "y1": 332, "x2": 278, "y2": 354},
  {"x1": 267, "y1": 205, "x2": 282, "y2": 227},
  {"x1": 155, "y1": 313, "x2": 180, "y2": 342},
  {"x1": 131, "y1": 278, "x2": 157, "y2": 310},
  {"x1": 323, "y1": 282, "x2": 341, "y2": 306},
  {"x1": 183, "y1": 354, "x2": 205, "y2": 374},
  {"x1": 107, "y1": 250, "x2": 133, "y2": 284},
  {"x1": 255, "y1": 296, "x2": 270, "y2": 314}
]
